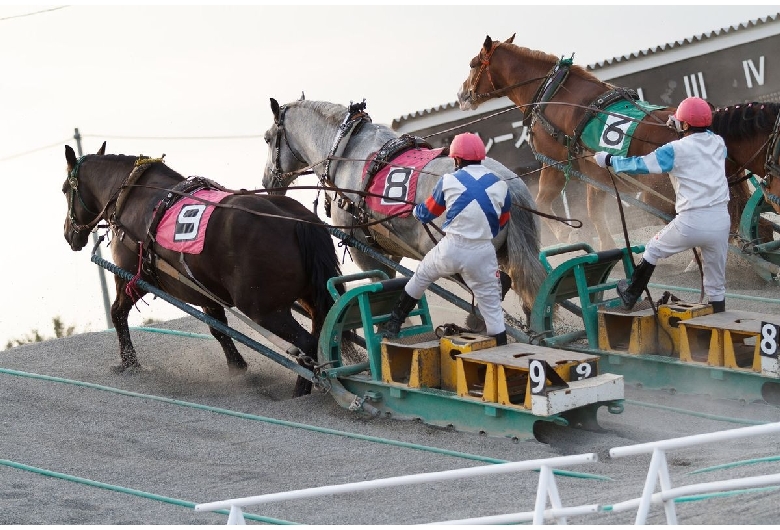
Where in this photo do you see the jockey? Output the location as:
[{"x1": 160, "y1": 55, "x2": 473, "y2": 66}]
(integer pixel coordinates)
[
  {"x1": 379, "y1": 132, "x2": 511, "y2": 345},
  {"x1": 594, "y1": 96, "x2": 729, "y2": 313}
]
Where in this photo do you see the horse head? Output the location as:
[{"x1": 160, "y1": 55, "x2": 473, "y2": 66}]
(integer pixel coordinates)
[
  {"x1": 262, "y1": 98, "x2": 311, "y2": 194},
  {"x1": 457, "y1": 34, "x2": 515, "y2": 111},
  {"x1": 62, "y1": 141, "x2": 106, "y2": 251}
]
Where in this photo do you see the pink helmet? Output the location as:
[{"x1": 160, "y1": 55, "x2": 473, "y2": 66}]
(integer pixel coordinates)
[
  {"x1": 449, "y1": 133, "x2": 486, "y2": 160},
  {"x1": 674, "y1": 97, "x2": 712, "y2": 127}
]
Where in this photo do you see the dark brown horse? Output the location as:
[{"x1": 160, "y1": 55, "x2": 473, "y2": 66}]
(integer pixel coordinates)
[
  {"x1": 62, "y1": 143, "x2": 342, "y2": 396},
  {"x1": 711, "y1": 102, "x2": 780, "y2": 220},
  {"x1": 457, "y1": 35, "x2": 754, "y2": 251}
]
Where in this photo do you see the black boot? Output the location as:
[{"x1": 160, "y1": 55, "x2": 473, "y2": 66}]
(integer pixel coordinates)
[
  {"x1": 617, "y1": 259, "x2": 656, "y2": 310},
  {"x1": 710, "y1": 300, "x2": 725, "y2": 313},
  {"x1": 492, "y1": 331, "x2": 507, "y2": 346},
  {"x1": 377, "y1": 291, "x2": 419, "y2": 339}
]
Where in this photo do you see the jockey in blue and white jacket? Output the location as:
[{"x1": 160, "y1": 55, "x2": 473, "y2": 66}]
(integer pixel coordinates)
[
  {"x1": 413, "y1": 164, "x2": 511, "y2": 240},
  {"x1": 406, "y1": 163, "x2": 511, "y2": 339},
  {"x1": 378, "y1": 132, "x2": 512, "y2": 345}
]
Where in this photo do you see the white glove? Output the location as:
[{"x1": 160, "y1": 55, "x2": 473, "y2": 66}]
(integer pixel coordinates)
[{"x1": 594, "y1": 151, "x2": 611, "y2": 168}]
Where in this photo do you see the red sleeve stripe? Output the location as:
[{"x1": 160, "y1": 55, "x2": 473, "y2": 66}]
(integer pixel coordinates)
[{"x1": 425, "y1": 196, "x2": 446, "y2": 216}]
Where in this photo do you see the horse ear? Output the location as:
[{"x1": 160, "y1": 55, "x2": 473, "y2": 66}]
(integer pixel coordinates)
[
  {"x1": 65, "y1": 145, "x2": 77, "y2": 169},
  {"x1": 271, "y1": 98, "x2": 280, "y2": 122},
  {"x1": 505, "y1": 33, "x2": 515, "y2": 44},
  {"x1": 483, "y1": 35, "x2": 493, "y2": 52},
  {"x1": 97, "y1": 141, "x2": 106, "y2": 156},
  {"x1": 299, "y1": 91, "x2": 305, "y2": 101}
]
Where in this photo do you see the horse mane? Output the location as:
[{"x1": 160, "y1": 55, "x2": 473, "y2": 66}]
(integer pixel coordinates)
[
  {"x1": 711, "y1": 102, "x2": 780, "y2": 141},
  {"x1": 289, "y1": 98, "x2": 397, "y2": 144},
  {"x1": 289, "y1": 99, "x2": 349, "y2": 127},
  {"x1": 502, "y1": 42, "x2": 601, "y2": 83},
  {"x1": 90, "y1": 153, "x2": 184, "y2": 179}
]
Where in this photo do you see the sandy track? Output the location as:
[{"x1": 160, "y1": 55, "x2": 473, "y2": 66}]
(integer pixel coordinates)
[{"x1": 2, "y1": 234, "x2": 780, "y2": 524}]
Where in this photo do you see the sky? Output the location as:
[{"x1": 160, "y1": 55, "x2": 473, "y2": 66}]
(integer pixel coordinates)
[{"x1": 0, "y1": 3, "x2": 778, "y2": 348}]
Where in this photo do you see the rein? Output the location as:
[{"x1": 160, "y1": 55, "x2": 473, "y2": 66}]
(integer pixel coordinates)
[{"x1": 126, "y1": 182, "x2": 417, "y2": 231}]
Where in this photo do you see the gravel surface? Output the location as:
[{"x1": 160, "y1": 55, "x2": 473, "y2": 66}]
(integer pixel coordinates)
[{"x1": 2, "y1": 223, "x2": 780, "y2": 525}]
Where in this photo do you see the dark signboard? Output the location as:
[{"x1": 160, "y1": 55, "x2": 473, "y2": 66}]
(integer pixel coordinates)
[{"x1": 608, "y1": 34, "x2": 780, "y2": 107}]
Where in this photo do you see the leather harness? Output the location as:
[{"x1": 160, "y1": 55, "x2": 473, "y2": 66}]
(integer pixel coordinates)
[{"x1": 525, "y1": 57, "x2": 641, "y2": 158}]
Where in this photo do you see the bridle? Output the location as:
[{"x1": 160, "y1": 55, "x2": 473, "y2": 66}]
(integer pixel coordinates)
[
  {"x1": 268, "y1": 101, "x2": 371, "y2": 194},
  {"x1": 465, "y1": 42, "x2": 546, "y2": 107},
  {"x1": 268, "y1": 105, "x2": 312, "y2": 189},
  {"x1": 466, "y1": 41, "x2": 502, "y2": 104},
  {"x1": 66, "y1": 155, "x2": 104, "y2": 234}
]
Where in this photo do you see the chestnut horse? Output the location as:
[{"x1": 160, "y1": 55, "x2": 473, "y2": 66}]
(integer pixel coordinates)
[
  {"x1": 62, "y1": 143, "x2": 343, "y2": 397},
  {"x1": 457, "y1": 35, "x2": 754, "y2": 251}
]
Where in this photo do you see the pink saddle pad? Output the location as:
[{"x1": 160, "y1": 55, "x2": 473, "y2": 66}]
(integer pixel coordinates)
[
  {"x1": 364, "y1": 148, "x2": 444, "y2": 217},
  {"x1": 156, "y1": 189, "x2": 231, "y2": 254}
]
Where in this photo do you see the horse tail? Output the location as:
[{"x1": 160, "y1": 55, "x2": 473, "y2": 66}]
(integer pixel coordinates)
[
  {"x1": 501, "y1": 179, "x2": 547, "y2": 312},
  {"x1": 294, "y1": 221, "x2": 342, "y2": 334}
]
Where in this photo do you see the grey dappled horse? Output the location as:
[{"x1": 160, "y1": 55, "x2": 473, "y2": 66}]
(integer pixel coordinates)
[{"x1": 262, "y1": 98, "x2": 546, "y2": 319}]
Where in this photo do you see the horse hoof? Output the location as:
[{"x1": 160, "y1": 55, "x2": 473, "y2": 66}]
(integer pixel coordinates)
[
  {"x1": 111, "y1": 363, "x2": 141, "y2": 374},
  {"x1": 227, "y1": 363, "x2": 248, "y2": 376},
  {"x1": 293, "y1": 379, "x2": 313, "y2": 397}
]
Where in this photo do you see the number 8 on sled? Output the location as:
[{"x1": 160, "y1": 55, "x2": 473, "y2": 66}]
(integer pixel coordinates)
[{"x1": 760, "y1": 322, "x2": 780, "y2": 358}]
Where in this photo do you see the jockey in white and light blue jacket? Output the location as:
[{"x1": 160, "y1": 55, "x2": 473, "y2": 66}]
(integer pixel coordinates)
[
  {"x1": 595, "y1": 96, "x2": 730, "y2": 312},
  {"x1": 608, "y1": 130, "x2": 729, "y2": 214}
]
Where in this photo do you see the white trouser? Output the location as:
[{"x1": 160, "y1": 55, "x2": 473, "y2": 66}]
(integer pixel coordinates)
[
  {"x1": 643, "y1": 207, "x2": 730, "y2": 302},
  {"x1": 405, "y1": 234, "x2": 505, "y2": 335}
]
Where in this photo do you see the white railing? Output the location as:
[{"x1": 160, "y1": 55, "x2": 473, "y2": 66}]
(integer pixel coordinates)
[
  {"x1": 195, "y1": 453, "x2": 600, "y2": 525},
  {"x1": 609, "y1": 421, "x2": 780, "y2": 524},
  {"x1": 195, "y1": 422, "x2": 780, "y2": 525}
]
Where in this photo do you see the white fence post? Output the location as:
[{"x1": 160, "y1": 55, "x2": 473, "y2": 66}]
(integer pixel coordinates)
[
  {"x1": 226, "y1": 505, "x2": 245, "y2": 525},
  {"x1": 533, "y1": 464, "x2": 566, "y2": 524},
  {"x1": 610, "y1": 421, "x2": 780, "y2": 524}
]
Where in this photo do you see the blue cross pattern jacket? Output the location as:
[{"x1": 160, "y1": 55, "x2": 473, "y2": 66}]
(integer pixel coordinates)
[{"x1": 414, "y1": 164, "x2": 511, "y2": 240}]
